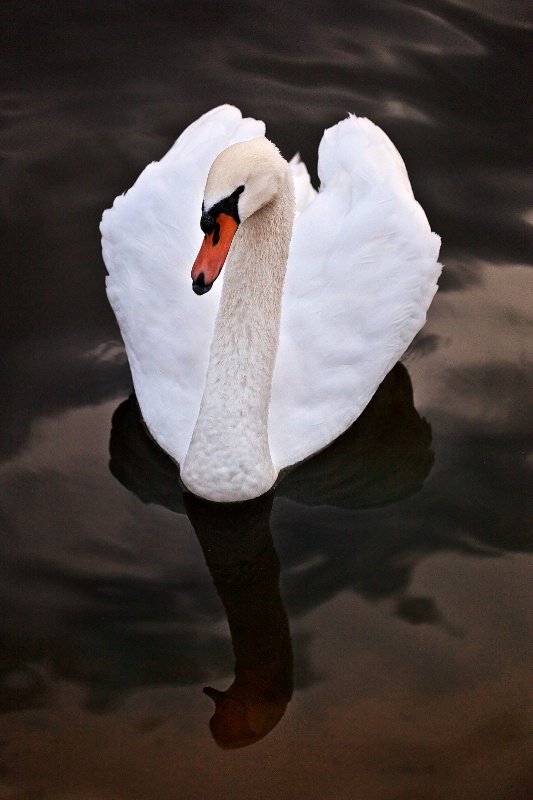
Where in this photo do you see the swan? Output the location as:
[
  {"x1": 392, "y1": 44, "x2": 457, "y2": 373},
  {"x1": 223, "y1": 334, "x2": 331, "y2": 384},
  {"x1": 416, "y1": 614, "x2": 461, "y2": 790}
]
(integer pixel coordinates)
[{"x1": 101, "y1": 105, "x2": 441, "y2": 503}]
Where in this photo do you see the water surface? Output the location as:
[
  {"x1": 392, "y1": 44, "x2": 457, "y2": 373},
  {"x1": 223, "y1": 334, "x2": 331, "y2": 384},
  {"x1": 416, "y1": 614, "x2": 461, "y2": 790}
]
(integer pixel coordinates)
[{"x1": 1, "y1": 2, "x2": 532, "y2": 798}]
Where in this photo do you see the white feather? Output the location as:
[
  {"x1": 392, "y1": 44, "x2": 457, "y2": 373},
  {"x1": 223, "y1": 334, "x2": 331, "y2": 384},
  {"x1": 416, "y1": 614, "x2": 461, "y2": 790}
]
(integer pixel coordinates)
[
  {"x1": 102, "y1": 106, "x2": 265, "y2": 464},
  {"x1": 101, "y1": 105, "x2": 441, "y2": 486}
]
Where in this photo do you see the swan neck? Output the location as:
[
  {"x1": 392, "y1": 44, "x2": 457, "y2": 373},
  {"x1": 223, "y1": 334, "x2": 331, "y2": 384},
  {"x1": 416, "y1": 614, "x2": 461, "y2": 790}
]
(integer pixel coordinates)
[{"x1": 181, "y1": 169, "x2": 294, "y2": 502}]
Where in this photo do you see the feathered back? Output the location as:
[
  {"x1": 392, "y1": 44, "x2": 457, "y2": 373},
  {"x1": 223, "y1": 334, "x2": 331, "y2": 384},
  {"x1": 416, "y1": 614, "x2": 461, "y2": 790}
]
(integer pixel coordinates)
[{"x1": 102, "y1": 106, "x2": 441, "y2": 471}]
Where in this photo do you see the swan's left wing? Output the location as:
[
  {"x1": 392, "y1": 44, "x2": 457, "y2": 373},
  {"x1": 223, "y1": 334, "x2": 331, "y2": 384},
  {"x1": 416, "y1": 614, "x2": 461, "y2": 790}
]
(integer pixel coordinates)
[
  {"x1": 101, "y1": 105, "x2": 264, "y2": 464},
  {"x1": 270, "y1": 115, "x2": 441, "y2": 470}
]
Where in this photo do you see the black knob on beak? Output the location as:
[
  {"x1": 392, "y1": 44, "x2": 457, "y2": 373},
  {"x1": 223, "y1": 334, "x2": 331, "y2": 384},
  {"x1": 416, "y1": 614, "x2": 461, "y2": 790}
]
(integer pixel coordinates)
[{"x1": 192, "y1": 272, "x2": 212, "y2": 295}]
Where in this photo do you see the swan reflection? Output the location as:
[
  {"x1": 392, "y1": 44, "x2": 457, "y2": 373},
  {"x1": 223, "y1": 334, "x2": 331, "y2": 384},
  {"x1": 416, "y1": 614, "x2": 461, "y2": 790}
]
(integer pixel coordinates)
[
  {"x1": 185, "y1": 491, "x2": 292, "y2": 748},
  {"x1": 109, "y1": 362, "x2": 434, "y2": 747}
]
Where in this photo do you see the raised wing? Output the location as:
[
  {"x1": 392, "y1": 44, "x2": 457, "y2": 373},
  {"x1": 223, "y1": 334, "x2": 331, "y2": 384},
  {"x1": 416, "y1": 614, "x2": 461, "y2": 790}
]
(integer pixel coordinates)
[
  {"x1": 269, "y1": 115, "x2": 441, "y2": 470},
  {"x1": 101, "y1": 106, "x2": 265, "y2": 464}
]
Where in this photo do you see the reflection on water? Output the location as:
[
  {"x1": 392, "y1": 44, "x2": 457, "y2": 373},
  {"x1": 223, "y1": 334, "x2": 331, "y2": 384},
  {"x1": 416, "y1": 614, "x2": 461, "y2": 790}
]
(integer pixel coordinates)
[
  {"x1": 108, "y1": 362, "x2": 434, "y2": 746},
  {"x1": 1, "y1": 0, "x2": 532, "y2": 797},
  {"x1": 186, "y1": 492, "x2": 293, "y2": 749},
  {"x1": 0, "y1": 364, "x2": 436, "y2": 749}
]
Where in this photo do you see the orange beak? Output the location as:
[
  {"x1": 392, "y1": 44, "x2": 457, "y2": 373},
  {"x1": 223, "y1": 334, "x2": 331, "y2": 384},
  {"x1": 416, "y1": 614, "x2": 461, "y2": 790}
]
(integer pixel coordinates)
[{"x1": 191, "y1": 213, "x2": 239, "y2": 294}]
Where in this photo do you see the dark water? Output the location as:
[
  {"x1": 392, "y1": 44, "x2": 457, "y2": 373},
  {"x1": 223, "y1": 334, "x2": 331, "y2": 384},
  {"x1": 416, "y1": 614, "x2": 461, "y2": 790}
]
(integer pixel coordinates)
[{"x1": 1, "y1": 1, "x2": 532, "y2": 797}]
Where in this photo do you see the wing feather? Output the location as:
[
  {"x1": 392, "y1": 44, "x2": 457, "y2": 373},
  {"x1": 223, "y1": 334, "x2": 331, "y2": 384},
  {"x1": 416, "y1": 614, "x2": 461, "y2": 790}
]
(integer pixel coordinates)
[
  {"x1": 102, "y1": 108, "x2": 441, "y2": 474},
  {"x1": 269, "y1": 115, "x2": 441, "y2": 469},
  {"x1": 101, "y1": 105, "x2": 265, "y2": 463}
]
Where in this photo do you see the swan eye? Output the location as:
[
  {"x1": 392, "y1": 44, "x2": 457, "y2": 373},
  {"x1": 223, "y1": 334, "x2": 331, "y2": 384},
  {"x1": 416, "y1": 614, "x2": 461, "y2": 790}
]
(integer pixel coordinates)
[{"x1": 201, "y1": 185, "x2": 244, "y2": 234}]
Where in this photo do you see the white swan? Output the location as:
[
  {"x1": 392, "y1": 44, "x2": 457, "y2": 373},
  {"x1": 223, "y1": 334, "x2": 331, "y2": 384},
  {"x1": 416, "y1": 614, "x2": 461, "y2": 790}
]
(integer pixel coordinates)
[{"x1": 101, "y1": 105, "x2": 441, "y2": 503}]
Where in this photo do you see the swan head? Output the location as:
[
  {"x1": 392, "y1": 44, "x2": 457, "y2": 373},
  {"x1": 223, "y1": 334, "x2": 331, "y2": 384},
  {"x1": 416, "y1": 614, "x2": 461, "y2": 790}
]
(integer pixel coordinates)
[{"x1": 192, "y1": 137, "x2": 288, "y2": 294}]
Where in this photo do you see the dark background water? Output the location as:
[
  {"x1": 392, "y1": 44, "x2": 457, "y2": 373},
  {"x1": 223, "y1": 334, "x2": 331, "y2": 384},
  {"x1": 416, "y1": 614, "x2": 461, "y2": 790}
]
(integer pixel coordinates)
[{"x1": 1, "y1": 1, "x2": 532, "y2": 798}]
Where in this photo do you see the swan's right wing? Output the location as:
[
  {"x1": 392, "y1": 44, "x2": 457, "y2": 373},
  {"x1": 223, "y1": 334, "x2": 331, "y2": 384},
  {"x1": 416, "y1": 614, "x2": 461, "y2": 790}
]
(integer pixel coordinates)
[
  {"x1": 270, "y1": 115, "x2": 441, "y2": 470},
  {"x1": 101, "y1": 105, "x2": 265, "y2": 464}
]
